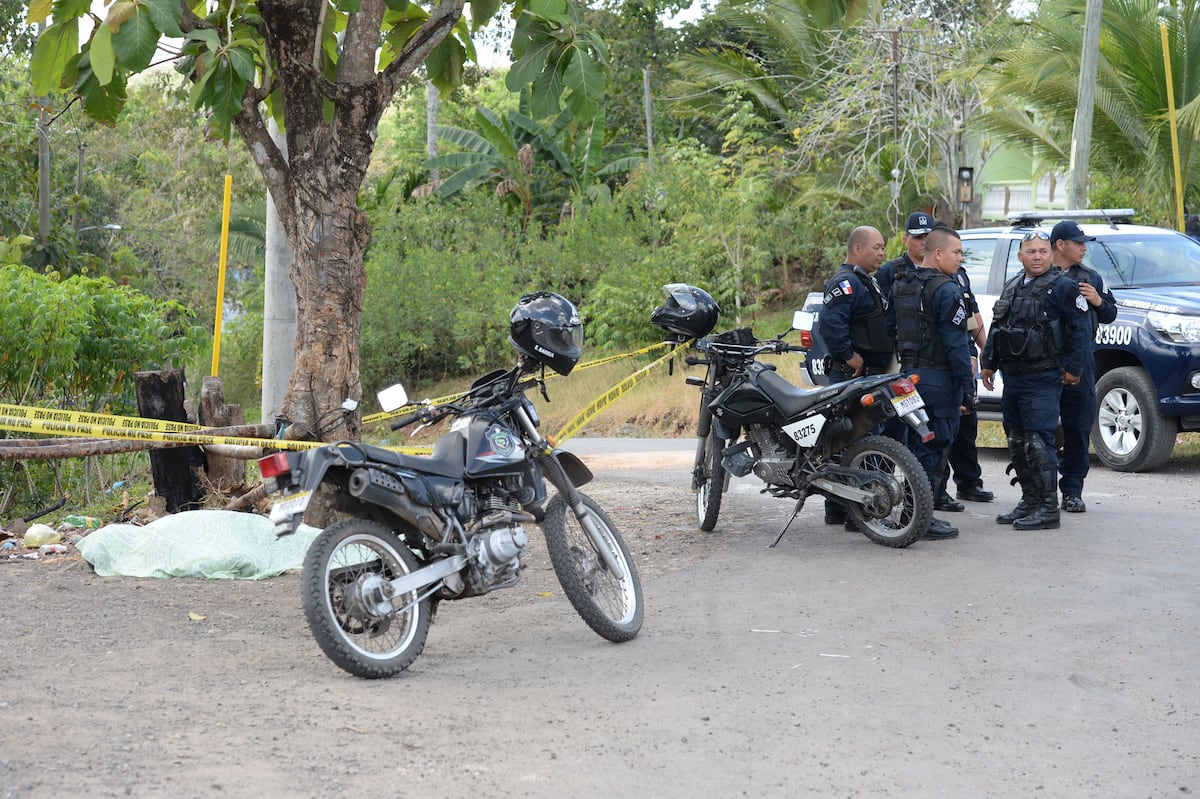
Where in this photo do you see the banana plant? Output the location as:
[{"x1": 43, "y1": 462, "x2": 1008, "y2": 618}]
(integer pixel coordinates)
[{"x1": 423, "y1": 105, "x2": 644, "y2": 223}]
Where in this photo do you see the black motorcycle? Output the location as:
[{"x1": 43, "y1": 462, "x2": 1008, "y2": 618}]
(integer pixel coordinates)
[
  {"x1": 651, "y1": 284, "x2": 935, "y2": 548},
  {"x1": 260, "y1": 292, "x2": 643, "y2": 678}
]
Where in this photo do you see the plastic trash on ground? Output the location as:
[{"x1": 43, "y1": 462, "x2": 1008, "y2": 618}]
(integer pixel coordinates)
[{"x1": 23, "y1": 524, "x2": 61, "y2": 548}]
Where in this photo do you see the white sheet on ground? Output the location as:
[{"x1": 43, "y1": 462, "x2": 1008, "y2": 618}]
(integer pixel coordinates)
[{"x1": 76, "y1": 510, "x2": 320, "y2": 579}]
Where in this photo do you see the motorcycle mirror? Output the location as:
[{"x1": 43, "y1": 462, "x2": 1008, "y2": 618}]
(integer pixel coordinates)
[
  {"x1": 376, "y1": 384, "x2": 409, "y2": 412},
  {"x1": 792, "y1": 310, "x2": 815, "y2": 333}
]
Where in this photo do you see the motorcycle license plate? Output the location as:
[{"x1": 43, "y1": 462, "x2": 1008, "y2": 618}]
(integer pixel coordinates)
[
  {"x1": 891, "y1": 391, "x2": 925, "y2": 416},
  {"x1": 268, "y1": 490, "x2": 312, "y2": 533}
]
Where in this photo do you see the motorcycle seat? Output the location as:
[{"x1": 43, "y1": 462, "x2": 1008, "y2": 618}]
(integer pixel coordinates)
[
  {"x1": 754, "y1": 366, "x2": 842, "y2": 418},
  {"x1": 355, "y1": 441, "x2": 466, "y2": 479}
]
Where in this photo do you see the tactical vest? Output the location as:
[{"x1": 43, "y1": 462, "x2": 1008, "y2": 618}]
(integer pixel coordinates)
[
  {"x1": 893, "y1": 269, "x2": 954, "y2": 367},
  {"x1": 988, "y1": 271, "x2": 1065, "y2": 373},
  {"x1": 843, "y1": 267, "x2": 890, "y2": 353}
]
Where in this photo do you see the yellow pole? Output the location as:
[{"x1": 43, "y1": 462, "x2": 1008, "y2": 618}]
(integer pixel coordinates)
[
  {"x1": 1161, "y1": 22, "x2": 1186, "y2": 232},
  {"x1": 210, "y1": 174, "x2": 233, "y2": 376}
]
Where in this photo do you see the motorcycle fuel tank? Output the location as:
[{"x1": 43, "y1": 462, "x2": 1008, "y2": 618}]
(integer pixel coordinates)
[
  {"x1": 462, "y1": 417, "x2": 528, "y2": 478},
  {"x1": 711, "y1": 382, "x2": 786, "y2": 428}
]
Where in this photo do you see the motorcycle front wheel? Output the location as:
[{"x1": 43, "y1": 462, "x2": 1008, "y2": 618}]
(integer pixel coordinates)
[
  {"x1": 695, "y1": 431, "x2": 726, "y2": 532},
  {"x1": 301, "y1": 519, "x2": 431, "y2": 678},
  {"x1": 543, "y1": 492, "x2": 643, "y2": 642},
  {"x1": 842, "y1": 434, "x2": 933, "y2": 548}
]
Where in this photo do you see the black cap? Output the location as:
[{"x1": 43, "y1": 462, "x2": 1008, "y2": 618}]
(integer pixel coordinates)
[
  {"x1": 905, "y1": 211, "x2": 934, "y2": 236},
  {"x1": 1049, "y1": 220, "x2": 1097, "y2": 245}
]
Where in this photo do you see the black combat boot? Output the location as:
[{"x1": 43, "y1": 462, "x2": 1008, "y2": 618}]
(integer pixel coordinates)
[
  {"x1": 1013, "y1": 436, "x2": 1061, "y2": 530},
  {"x1": 997, "y1": 435, "x2": 1035, "y2": 525}
]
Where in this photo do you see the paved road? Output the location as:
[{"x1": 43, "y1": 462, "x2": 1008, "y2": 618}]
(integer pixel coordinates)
[{"x1": 2, "y1": 443, "x2": 1197, "y2": 798}]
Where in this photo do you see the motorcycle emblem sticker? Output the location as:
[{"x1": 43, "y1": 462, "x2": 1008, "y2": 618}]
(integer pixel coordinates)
[{"x1": 485, "y1": 425, "x2": 519, "y2": 457}]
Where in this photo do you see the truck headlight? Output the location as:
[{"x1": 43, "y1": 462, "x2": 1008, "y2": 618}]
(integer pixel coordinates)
[{"x1": 1147, "y1": 311, "x2": 1200, "y2": 343}]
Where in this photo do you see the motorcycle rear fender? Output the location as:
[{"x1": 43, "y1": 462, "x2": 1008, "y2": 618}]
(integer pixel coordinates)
[
  {"x1": 552, "y1": 449, "x2": 593, "y2": 488},
  {"x1": 283, "y1": 445, "x2": 461, "y2": 507}
]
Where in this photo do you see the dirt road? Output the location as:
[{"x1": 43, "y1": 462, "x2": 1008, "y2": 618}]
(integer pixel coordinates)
[{"x1": 2, "y1": 443, "x2": 1197, "y2": 798}]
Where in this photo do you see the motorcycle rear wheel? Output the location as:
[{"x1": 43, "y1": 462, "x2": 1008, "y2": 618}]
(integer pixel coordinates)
[
  {"x1": 695, "y1": 431, "x2": 726, "y2": 532},
  {"x1": 841, "y1": 435, "x2": 932, "y2": 548},
  {"x1": 301, "y1": 519, "x2": 431, "y2": 678},
  {"x1": 543, "y1": 492, "x2": 643, "y2": 642}
]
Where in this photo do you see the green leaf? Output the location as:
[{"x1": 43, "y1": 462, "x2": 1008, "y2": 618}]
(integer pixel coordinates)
[
  {"x1": 227, "y1": 47, "x2": 256, "y2": 82},
  {"x1": 144, "y1": 0, "x2": 183, "y2": 38},
  {"x1": 90, "y1": 24, "x2": 116, "y2": 86},
  {"x1": 505, "y1": 34, "x2": 556, "y2": 91},
  {"x1": 111, "y1": 6, "x2": 161, "y2": 72},
  {"x1": 74, "y1": 55, "x2": 128, "y2": 124},
  {"x1": 469, "y1": 0, "x2": 501, "y2": 30},
  {"x1": 528, "y1": 0, "x2": 568, "y2": 22},
  {"x1": 529, "y1": 64, "x2": 564, "y2": 119},
  {"x1": 562, "y1": 46, "x2": 604, "y2": 118},
  {"x1": 27, "y1": 0, "x2": 53, "y2": 25},
  {"x1": 31, "y1": 19, "x2": 79, "y2": 95},
  {"x1": 185, "y1": 28, "x2": 220, "y2": 50}
]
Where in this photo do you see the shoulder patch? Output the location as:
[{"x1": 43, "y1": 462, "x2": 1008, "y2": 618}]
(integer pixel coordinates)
[
  {"x1": 952, "y1": 303, "x2": 967, "y2": 327},
  {"x1": 1075, "y1": 294, "x2": 1089, "y2": 312},
  {"x1": 839, "y1": 279, "x2": 854, "y2": 295}
]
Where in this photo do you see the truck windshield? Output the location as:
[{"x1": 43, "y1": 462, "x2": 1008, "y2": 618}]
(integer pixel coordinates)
[{"x1": 1090, "y1": 234, "x2": 1200, "y2": 288}]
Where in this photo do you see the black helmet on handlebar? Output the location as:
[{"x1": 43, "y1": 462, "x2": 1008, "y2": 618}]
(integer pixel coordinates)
[
  {"x1": 650, "y1": 283, "x2": 720, "y2": 339},
  {"x1": 509, "y1": 291, "x2": 585, "y2": 376}
]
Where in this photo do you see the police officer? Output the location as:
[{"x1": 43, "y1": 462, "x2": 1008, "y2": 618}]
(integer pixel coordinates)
[
  {"x1": 877, "y1": 211, "x2": 934, "y2": 298},
  {"x1": 981, "y1": 230, "x2": 1091, "y2": 530},
  {"x1": 818, "y1": 226, "x2": 891, "y2": 381},
  {"x1": 818, "y1": 225, "x2": 890, "y2": 529},
  {"x1": 890, "y1": 226, "x2": 974, "y2": 541},
  {"x1": 938, "y1": 261, "x2": 994, "y2": 508},
  {"x1": 1049, "y1": 220, "x2": 1117, "y2": 514}
]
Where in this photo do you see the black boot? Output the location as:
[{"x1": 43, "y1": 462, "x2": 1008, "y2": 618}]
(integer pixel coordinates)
[
  {"x1": 1013, "y1": 436, "x2": 1061, "y2": 530},
  {"x1": 997, "y1": 434, "x2": 1034, "y2": 525}
]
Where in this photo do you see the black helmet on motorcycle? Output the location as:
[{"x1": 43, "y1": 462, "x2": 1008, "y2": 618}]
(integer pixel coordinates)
[
  {"x1": 509, "y1": 291, "x2": 585, "y2": 376},
  {"x1": 650, "y1": 283, "x2": 720, "y2": 339}
]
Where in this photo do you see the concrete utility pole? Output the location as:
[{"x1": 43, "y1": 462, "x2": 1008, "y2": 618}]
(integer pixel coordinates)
[
  {"x1": 260, "y1": 119, "x2": 296, "y2": 427},
  {"x1": 1069, "y1": 0, "x2": 1103, "y2": 208}
]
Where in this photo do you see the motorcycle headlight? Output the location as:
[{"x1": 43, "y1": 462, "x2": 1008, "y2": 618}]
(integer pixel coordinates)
[{"x1": 1147, "y1": 311, "x2": 1200, "y2": 343}]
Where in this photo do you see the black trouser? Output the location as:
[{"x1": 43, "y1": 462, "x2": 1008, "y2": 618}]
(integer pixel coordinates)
[{"x1": 940, "y1": 407, "x2": 983, "y2": 495}]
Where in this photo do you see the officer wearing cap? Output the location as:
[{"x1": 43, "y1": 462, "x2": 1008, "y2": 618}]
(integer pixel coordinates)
[
  {"x1": 890, "y1": 226, "x2": 974, "y2": 541},
  {"x1": 981, "y1": 230, "x2": 1091, "y2": 530},
  {"x1": 1049, "y1": 220, "x2": 1117, "y2": 514},
  {"x1": 818, "y1": 225, "x2": 891, "y2": 529},
  {"x1": 877, "y1": 211, "x2": 934, "y2": 299},
  {"x1": 939, "y1": 250, "x2": 994, "y2": 509}
]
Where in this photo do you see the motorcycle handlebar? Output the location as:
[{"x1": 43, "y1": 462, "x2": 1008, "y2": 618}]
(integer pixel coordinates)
[{"x1": 389, "y1": 411, "x2": 423, "y2": 431}]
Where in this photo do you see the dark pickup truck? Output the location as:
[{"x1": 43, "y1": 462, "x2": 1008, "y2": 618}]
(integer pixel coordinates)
[{"x1": 799, "y1": 209, "x2": 1200, "y2": 472}]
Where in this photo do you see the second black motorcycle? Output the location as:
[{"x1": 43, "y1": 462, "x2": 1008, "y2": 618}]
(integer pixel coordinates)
[{"x1": 651, "y1": 284, "x2": 935, "y2": 548}]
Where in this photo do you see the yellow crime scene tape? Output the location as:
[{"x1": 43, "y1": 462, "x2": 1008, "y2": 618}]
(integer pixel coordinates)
[
  {"x1": 0, "y1": 341, "x2": 680, "y2": 454},
  {"x1": 360, "y1": 342, "x2": 669, "y2": 427}
]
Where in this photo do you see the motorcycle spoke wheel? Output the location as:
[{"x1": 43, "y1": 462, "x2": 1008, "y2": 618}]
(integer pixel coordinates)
[
  {"x1": 841, "y1": 435, "x2": 932, "y2": 548},
  {"x1": 543, "y1": 492, "x2": 643, "y2": 642},
  {"x1": 695, "y1": 432, "x2": 726, "y2": 532},
  {"x1": 301, "y1": 519, "x2": 431, "y2": 678}
]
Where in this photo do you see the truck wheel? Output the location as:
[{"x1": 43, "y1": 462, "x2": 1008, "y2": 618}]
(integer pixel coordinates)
[{"x1": 1092, "y1": 366, "x2": 1177, "y2": 472}]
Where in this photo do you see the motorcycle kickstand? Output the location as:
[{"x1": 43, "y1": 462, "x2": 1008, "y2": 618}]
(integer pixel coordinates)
[{"x1": 769, "y1": 496, "x2": 808, "y2": 548}]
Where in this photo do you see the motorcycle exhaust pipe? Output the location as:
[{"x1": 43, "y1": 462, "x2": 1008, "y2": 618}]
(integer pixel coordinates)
[{"x1": 348, "y1": 468, "x2": 443, "y2": 538}]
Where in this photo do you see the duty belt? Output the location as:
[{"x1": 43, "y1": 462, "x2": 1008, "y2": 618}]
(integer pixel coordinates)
[{"x1": 901, "y1": 357, "x2": 949, "y2": 370}]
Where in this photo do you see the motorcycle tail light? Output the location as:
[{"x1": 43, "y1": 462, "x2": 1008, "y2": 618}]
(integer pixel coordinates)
[
  {"x1": 889, "y1": 377, "x2": 918, "y2": 395},
  {"x1": 799, "y1": 330, "x2": 813, "y2": 349},
  {"x1": 258, "y1": 452, "x2": 291, "y2": 479}
]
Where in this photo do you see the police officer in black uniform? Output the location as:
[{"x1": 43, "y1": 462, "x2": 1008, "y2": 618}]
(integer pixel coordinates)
[
  {"x1": 938, "y1": 261, "x2": 994, "y2": 508},
  {"x1": 981, "y1": 230, "x2": 1091, "y2": 530},
  {"x1": 890, "y1": 226, "x2": 974, "y2": 541},
  {"x1": 877, "y1": 210, "x2": 933, "y2": 299},
  {"x1": 818, "y1": 225, "x2": 890, "y2": 529},
  {"x1": 1049, "y1": 220, "x2": 1117, "y2": 513}
]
